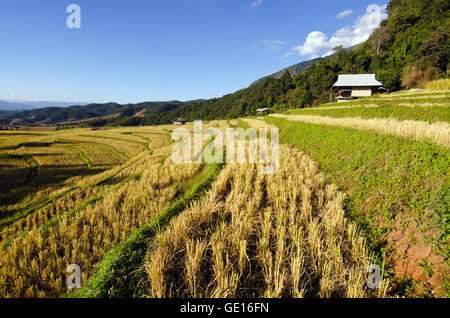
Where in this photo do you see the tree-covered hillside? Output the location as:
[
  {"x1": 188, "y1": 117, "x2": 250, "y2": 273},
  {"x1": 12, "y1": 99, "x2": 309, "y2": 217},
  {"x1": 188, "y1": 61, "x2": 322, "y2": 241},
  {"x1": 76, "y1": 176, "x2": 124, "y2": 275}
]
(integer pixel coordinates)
[{"x1": 0, "y1": 101, "x2": 186, "y2": 126}]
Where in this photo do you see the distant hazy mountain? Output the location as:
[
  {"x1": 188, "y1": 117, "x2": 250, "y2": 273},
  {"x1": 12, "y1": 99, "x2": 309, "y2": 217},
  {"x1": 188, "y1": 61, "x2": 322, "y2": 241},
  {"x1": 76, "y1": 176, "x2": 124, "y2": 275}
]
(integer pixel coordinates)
[
  {"x1": 0, "y1": 100, "x2": 36, "y2": 111},
  {"x1": 0, "y1": 101, "x2": 190, "y2": 125},
  {"x1": 0, "y1": 100, "x2": 88, "y2": 111},
  {"x1": 20, "y1": 101, "x2": 88, "y2": 108}
]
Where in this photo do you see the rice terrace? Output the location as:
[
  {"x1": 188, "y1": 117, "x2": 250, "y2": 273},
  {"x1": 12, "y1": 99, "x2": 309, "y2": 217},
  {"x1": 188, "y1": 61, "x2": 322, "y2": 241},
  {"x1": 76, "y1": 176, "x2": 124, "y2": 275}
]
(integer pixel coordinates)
[{"x1": 0, "y1": 0, "x2": 449, "y2": 305}]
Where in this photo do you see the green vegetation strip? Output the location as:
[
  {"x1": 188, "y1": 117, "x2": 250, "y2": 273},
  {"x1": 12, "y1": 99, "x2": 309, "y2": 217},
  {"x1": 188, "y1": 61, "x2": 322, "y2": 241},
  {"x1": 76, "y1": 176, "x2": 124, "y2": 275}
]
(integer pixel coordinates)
[
  {"x1": 69, "y1": 161, "x2": 224, "y2": 298},
  {"x1": 2, "y1": 169, "x2": 146, "y2": 248},
  {"x1": 319, "y1": 96, "x2": 450, "y2": 108},
  {"x1": 237, "y1": 119, "x2": 250, "y2": 130},
  {"x1": 78, "y1": 134, "x2": 146, "y2": 145},
  {"x1": 95, "y1": 156, "x2": 143, "y2": 186},
  {"x1": 64, "y1": 146, "x2": 92, "y2": 168},
  {"x1": 0, "y1": 187, "x2": 78, "y2": 233},
  {"x1": 2, "y1": 155, "x2": 38, "y2": 191},
  {"x1": 266, "y1": 117, "x2": 449, "y2": 260},
  {"x1": 289, "y1": 105, "x2": 450, "y2": 123},
  {"x1": 23, "y1": 156, "x2": 38, "y2": 184},
  {"x1": 0, "y1": 153, "x2": 146, "y2": 236},
  {"x1": 40, "y1": 171, "x2": 144, "y2": 236},
  {"x1": 129, "y1": 134, "x2": 153, "y2": 154},
  {"x1": 166, "y1": 130, "x2": 174, "y2": 144},
  {"x1": 58, "y1": 137, "x2": 131, "y2": 160}
]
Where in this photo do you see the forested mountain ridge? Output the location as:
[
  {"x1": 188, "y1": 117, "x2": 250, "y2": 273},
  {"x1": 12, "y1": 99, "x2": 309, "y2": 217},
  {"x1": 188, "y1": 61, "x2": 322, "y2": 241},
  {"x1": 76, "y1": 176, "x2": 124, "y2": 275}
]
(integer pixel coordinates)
[
  {"x1": 1, "y1": 0, "x2": 448, "y2": 127},
  {"x1": 251, "y1": 45, "x2": 360, "y2": 85},
  {"x1": 0, "y1": 101, "x2": 186, "y2": 126},
  {"x1": 251, "y1": 57, "x2": 322, "y2": 85}
]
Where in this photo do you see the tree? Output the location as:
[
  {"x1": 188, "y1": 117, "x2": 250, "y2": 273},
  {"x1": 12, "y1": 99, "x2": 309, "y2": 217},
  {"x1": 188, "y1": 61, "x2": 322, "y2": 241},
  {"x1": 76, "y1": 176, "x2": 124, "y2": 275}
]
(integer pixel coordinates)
[
  {"x1": 421, "y1": 26, "x2": 450, "y2": 72},
  {"x1": 370, "y1": 26, "x2": 393, "y2": 56}
]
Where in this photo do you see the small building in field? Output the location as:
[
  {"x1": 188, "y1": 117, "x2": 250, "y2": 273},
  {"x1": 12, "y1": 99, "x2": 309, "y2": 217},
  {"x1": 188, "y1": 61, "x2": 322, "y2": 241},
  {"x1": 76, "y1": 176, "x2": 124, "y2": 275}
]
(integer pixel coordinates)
[
  {"x1": 173, "y1": 118, "x2": 187, "y2": 125},
  {"x1": 256, "y1": 108, "x2": 271, "y2": 115},
  {"x1": 332, "y1": 74, "x2": 386, "y2": 102}
]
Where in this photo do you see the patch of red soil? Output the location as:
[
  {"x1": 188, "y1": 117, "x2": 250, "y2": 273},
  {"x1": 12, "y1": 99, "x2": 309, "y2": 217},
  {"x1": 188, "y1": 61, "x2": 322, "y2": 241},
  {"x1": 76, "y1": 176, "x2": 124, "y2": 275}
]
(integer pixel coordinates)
[{"x1": 386, "y1": 215, "x2": 447, "y2": 297}]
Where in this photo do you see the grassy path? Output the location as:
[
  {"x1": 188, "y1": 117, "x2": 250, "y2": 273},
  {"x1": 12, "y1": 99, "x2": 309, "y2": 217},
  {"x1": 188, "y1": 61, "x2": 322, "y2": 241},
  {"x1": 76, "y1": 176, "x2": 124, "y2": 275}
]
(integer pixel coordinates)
[
  {"x1": 128, "y1": 133, "x2": 153, "y2": 154},
  {"x1": 64, "y1": 146, "x2": 92, "y2": 168},
  {"x1": 77, "y1": 134, "x2": 146, "y2": 158},
  {"x1": 70, "y1": 161, "x2": 224, "y2": 298},
  {"x1": 1, "y1": 160, "x2": 151, "y2": 248},
  {"x1": 288, "y1": 105, "x2": 450, "y2": 123},
  {"x1": 0, "y1": 187, "x2": 77, "y2": 235},
  {"x1": 3, "y1": 155, "x2": 38, "y2": 190},
  {"x1": 271, "y1": 114, "x2": 450, "y2": 147},
  {"x1": 78, "y1": 134, "x2": 146, "y2": 145},
  {"x1": 0, "y1": 150, "x2": 149, "y2": 236},
  {"x1": 58, "y1": 137, "x2": 130, "y2": 161}
]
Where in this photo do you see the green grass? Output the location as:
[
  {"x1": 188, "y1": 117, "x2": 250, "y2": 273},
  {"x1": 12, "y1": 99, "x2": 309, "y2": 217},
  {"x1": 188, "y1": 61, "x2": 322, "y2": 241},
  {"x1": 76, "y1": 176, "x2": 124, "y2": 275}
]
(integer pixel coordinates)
[
  {"x1": 69, "y1": 161, "x2": 224, "y2": 298},
  {"x1": 128, "y1": 134, "x2": 153, "y2": 154},
  {"x1": 427, "y1": 184, "x2": 450, "y2": 258},
  {"x1": 266, "y1": 117, "x2": 449, "y2": 262},
  {"x1": 0, "y1": 187, "x2": 78, "y2": 234},
  {"x1": 64, "y1": 146, "x2": 92, "y2": 168},
  {"x1": 237, "y1": 119, "x2": 250, "y2": 130},
  {"x1": 2, "y1": 166, "x2": 147, "y2": 248},
  {"x1": 312, "y1": 94, "x2": 450, "y2": 108},
  {"x1": 0, "y1": 154, "x2": 146, "y2": 238},
  {"x1": 23, "y1": 156, "x2": 39, "y2": 183},
  {"x1": 40, "y1": 170, "x2": 145, "y2": 236},
  {"x1": 289, "y1": 105, "x2": 450, "y2": 123},
  {"x1": 78, "y1": 134, "x2": 146, "y2": 145}
]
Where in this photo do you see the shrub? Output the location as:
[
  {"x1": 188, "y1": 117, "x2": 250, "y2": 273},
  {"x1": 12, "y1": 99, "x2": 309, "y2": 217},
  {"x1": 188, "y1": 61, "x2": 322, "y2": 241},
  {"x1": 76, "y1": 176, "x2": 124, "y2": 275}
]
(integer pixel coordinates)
[{"x1": 401, "y1": 65, "x2": 435, "y2": 89}]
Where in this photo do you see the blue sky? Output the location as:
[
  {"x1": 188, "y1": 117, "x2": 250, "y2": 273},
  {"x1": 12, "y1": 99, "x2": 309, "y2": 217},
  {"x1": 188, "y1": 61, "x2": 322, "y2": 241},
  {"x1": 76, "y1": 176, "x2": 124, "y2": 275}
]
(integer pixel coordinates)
[{"x1": 0, "y1": 0, "x2": 387, "y2": 104}]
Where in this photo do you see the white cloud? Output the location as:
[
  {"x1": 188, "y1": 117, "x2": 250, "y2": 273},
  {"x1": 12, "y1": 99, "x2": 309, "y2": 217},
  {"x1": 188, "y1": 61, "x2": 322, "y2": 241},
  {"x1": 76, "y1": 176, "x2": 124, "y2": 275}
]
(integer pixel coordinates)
[
  {"x1": 261, "y1": 39, "x2": 286, "y2": 52},
  {"x1": 281, "y1": 51, "x2": 295, "y2": 59},
  {"x1": 322, "y1": 50, "x2": 334, "y2": 58},
  {"x1": 292, "y1": 31, "x2": 331, "y2": 56},
  {"x1": 251, "y1": 0, "x2": 262, "y2": 8},
  {"x1": 337, "y1": 9, "x2": 353, "y2": 19},
  {"x1": 289, "y1": 4, "x2": 387, "y2": 58},
  {"x1": 63, "y1": 93, "x2": 69, "y2": 100}
]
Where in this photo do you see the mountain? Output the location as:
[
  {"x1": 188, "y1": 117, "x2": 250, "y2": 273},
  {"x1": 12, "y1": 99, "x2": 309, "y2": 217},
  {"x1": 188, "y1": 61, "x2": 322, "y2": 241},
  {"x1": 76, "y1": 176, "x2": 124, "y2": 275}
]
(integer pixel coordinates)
[
  {"x1": 0, "y1": 101, "x2": 187, "y2": 125},
  {"x1": 17, "y1": 101, "x2": 88, "y2": 108},
  {"x1": 251, "y1": 57, "x2": 322, "y2": 85},
  {"x1": 252, "y1": 45, "x2": 360, "y2": 85},
  {"x1": 0, "y1": 100, "x2": 37, "y2": 111},
  {"x1": 0, "y1": 100, "x2": 88, "y2": 111}
]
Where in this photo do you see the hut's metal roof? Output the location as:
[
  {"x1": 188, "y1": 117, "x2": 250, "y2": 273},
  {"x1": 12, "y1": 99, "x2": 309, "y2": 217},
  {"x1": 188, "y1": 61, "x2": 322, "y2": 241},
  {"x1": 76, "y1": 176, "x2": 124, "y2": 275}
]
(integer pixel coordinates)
[{"x1": 332, "y1": 74, "x2": 383, "y2": 87}]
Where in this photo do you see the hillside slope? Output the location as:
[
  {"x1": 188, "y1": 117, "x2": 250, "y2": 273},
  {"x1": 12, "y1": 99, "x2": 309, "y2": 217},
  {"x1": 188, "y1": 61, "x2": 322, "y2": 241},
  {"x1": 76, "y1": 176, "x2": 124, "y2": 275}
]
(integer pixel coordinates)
[
  {"x1": 1, "y1": 101, "x2": 186, "y2": 126},
  {"x1": 267, "y1": 88, "x2": 450, "y2": 296},
  {"x1": 251, "y1": 57, "x2": 322, "y2": 85},
  {"x1": 251, "y1": 45, "x2": 360, "y2": 85}
]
